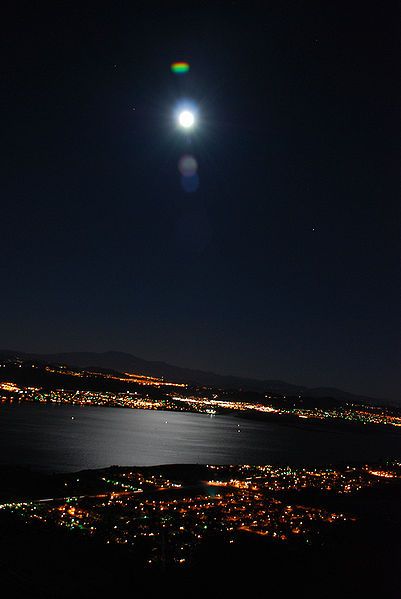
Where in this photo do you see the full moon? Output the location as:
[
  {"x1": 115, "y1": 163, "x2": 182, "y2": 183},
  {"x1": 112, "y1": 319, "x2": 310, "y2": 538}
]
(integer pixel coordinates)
[{"x1": 178, "y1": 110, "x2": 195, "y2": 128}]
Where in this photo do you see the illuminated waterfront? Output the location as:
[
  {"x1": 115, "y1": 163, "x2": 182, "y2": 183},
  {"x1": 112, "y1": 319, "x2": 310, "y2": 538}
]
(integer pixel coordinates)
[{"x1": 2, "y1": 372, "x2": 401, "y2": 429}]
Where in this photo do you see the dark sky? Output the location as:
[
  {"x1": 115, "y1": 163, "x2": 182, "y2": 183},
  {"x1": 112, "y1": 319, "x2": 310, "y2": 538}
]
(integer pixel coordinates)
[{"x1": 2, "y1": 1, "x2": 400, "y2": 400}]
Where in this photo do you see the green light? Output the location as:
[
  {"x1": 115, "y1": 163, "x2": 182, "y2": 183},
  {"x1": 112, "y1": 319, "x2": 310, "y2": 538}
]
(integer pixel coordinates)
[{"x1": 171, "y1": 62, "x2": 190, "y2": 74}]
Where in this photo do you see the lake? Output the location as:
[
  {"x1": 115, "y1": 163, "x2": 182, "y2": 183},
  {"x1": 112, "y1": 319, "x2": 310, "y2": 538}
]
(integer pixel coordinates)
[{"x1": 1, "y1": 403, "x2": 401, "y2": 472}]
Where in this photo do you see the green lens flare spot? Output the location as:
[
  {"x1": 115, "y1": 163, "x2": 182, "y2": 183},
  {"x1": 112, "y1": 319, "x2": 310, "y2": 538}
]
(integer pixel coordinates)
[{"x1": 171, "y1": 62, "x2": 190, "y2": 74}]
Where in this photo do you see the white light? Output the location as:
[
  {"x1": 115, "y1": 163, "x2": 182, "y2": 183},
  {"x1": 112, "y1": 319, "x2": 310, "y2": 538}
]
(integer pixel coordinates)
[{"x1": 178, "y1": 110, "x2": 195, "y2": 128}]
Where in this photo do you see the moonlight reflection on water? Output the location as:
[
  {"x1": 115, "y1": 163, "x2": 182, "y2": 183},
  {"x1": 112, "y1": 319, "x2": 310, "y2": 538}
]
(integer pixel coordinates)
[{"x1": 0, "y1": 403, "x2": 400, "y2": 472}]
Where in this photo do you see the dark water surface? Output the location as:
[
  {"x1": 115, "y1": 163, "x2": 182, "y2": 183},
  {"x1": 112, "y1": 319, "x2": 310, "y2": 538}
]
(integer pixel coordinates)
[{"x1": 1, "y1": 403, "x2": 401, "y2": 472}]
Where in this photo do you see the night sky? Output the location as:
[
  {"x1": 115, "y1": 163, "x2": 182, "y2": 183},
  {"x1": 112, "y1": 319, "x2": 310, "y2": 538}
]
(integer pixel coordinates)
[{"x1": 2, "y1": 1, "x2": 400, "y2": 400}]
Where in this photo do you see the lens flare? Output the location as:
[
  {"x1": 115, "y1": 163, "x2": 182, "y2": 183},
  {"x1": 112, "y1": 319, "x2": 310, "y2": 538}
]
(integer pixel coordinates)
[
  {"x1": 178, "y1": 154, "x2": 198, "y2": 177},
  {"x1": 171, "y1": 62, "x2": 190, "y2": 74},
  {"x1": 181, "y1": 173, "x2": 199, "y2": 193}
]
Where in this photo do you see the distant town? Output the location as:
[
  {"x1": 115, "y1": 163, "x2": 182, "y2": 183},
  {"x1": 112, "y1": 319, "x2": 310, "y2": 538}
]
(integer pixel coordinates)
[{"x1": 1, "y1": 358, "x2": 401, "y2": 430}]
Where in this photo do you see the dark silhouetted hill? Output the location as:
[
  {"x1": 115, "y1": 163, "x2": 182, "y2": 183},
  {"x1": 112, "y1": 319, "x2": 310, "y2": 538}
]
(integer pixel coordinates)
[{"x1": 0, "y1": 349, "x2": 386, "y2": 405}]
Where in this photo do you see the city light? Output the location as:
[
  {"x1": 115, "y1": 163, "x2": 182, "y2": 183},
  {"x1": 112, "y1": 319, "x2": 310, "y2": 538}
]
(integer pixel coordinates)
[
  {"x1": 2, "y1": 359, "x2": 401, "y2": 429},
  {"x1": 4, "y1": 461, "x2": 400, "y2": 568}
]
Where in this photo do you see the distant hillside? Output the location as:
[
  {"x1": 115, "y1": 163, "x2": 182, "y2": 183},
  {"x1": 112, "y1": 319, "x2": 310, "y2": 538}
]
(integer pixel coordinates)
[{"x1": 0, "y1": 349, "x2": 385, "y2": 404}]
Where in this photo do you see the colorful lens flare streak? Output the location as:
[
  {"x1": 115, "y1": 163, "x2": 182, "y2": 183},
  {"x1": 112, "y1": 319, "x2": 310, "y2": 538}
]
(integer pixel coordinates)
[{"x1": 171, "y1": 62, "x2": 190, "y2": 74}]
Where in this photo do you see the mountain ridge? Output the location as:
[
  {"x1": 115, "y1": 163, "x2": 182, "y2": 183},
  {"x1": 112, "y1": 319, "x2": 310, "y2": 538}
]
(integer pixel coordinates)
[{"x1": 0, "y1": 349, "x2": 387, "y2": 405}]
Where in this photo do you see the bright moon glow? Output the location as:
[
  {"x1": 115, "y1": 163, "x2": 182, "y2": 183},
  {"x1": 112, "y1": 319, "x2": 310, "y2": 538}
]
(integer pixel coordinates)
[{"x1": 178, "y1": 110, "x2": 195, "y2": 128}]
